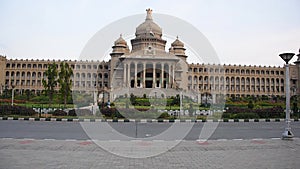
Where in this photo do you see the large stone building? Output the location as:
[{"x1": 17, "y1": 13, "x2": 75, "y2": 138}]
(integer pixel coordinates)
[{"x1": 0, "y1": 9, "x2": 299, "y2": 103}]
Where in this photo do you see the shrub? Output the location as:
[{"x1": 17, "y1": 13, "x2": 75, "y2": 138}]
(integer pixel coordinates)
[
  {"x1": 0, "y1": 105, "x2": 36, "y2": 116},
  {"x1": 100, "y1": 108, "x2": 124, "y2": 118},
  {"x1": 248, "y1": 101, "x2": 254, "y2": 109},
  {"x1": 52, "y1": 110, "x2": 67, "y2": 116},
  {"x1": 158, "y1": 112, "x2": 170, "y2": 119},
  {"x1": 224, "y1": 106, "x2": 284, "y2": 119},
  {"x1": 234, "y1": 113, "x2": 259, "y2": 119},
  {"x1": 68, "y1": 109, "x2": 76, "y2": 116}
]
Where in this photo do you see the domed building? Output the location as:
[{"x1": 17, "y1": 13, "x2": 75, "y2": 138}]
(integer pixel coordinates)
[
  {"x1": 109, "y1": 9, "x2": 190, "y2": 100},
  {"x1": 0, "y1": 9, "x2": 299, "y2": 105}
]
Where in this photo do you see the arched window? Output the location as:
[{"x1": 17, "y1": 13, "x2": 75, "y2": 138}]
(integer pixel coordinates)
[
  {"x1": 199, "y1": 76, "x2": 203, "y2": 82},
  {"x1": 194, "y1": 76, "x2": 198, "y2": 83},
  {"x1": 81, "y1": 73, "x2": 86, "y2": 79},
  {"x1": 241, "y1": 77, "x2": 245, "y2": 84},
  {"x1": 188, "y1": 76, "x2": 192, "y2": 83},
  {"x1": 204, "y1": 76, "x2": 208, "y2": 82},
  {"x1": 38, "y1": 72, "x2": 42, "y2": 78}
]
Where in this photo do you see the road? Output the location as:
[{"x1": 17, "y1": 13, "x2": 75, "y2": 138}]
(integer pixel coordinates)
[
  {"x1": 0, "y1": 120, "x2": 299, "y2": 140},
  {"x1": 1, "y1": 120, "x2": 300, "y2": 169}
]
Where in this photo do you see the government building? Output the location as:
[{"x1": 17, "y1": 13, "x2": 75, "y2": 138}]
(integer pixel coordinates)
[{"x1": 0, "y1": 9, "x2": 299, "y2": 104}]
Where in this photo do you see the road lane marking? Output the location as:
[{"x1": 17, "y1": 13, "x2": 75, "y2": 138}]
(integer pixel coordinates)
[
  {"x1": 1, "y1": 137, "x2": 13, "y2": 140},
  {"x1": 252, "y1": 138, "x2": 263, "y2": 140},
  {"x1": 271, "y1": 138, "x2": 281, "y2": 140}
]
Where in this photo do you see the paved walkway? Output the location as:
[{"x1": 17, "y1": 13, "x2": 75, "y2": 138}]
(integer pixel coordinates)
[{"x1": 0, "y1": 138, "x2": 299, "y2": 169}]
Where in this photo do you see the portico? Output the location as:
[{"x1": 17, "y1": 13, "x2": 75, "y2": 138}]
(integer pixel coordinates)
[{"x1": 121, "y1": 58, "x2": 178, "y2": 89}]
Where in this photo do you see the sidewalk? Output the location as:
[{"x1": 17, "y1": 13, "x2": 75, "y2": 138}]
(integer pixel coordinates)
[{"x1": 0, "y1": 138, "x2": 299, "y2": 169}]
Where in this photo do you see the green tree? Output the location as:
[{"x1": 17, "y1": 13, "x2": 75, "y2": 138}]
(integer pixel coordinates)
[
  {"x1": 188, "y1": 103, "x2": 194, "y2": 116},
  {"x1": 130, "y1": 93, "x2": 136, "y2": 105},
  {"x1": 248, "y1": 100, "x2": 254, "y2": 109},
  {"x1": 58, "y1": 62, "x2": 73, "y2": 108},
  {"x1": 42, "y1": 62, "x2": 58, "y2": 107}
]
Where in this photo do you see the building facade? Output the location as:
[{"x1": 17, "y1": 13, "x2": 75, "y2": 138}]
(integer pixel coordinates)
[{"x1": 0, "y1": 9, "x2": 299, "y2": 103}]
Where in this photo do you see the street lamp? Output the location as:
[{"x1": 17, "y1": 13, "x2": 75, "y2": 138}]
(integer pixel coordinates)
[{"x1": 279, "y1": 52, "x2": 295, "y2": 139}]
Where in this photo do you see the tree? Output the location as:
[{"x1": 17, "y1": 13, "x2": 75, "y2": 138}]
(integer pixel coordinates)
[
  {"x1": 58, "y1": 62, "x2": 73, "y2": 108},
  {"x1": 42, "y1": 62, "x2": 58, "y2": 107},
  {"x1": 188, "y1": 103, "x2": 194, "y2": 116},
  {"x1": 248, "y1": 100, "x2": 254, "y2": 109}
]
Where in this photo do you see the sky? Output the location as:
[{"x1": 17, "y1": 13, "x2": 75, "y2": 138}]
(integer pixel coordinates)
[{"x1": 0, "y1": 0, "x2": 299, "y2": 66}]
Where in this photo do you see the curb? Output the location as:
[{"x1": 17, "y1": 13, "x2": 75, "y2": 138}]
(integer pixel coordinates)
[{"x1": 0, "y1": 117, "x2": 298, "y2": 123}]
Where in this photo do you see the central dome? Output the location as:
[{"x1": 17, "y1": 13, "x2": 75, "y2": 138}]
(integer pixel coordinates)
[{"x1": 135, "y1": 9, "x2": 162, "y2": 39}]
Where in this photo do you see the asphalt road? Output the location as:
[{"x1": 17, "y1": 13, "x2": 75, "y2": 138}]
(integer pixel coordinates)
[{"x1": 0, "y1": 121, "x2": 299, "y2": 140}]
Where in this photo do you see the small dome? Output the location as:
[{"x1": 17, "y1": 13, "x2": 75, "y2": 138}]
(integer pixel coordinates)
[
  {"x1": 171, "y1": 36, "x2": 184, "y2": 47},
  {"x1": 135, "y1": 9, "x2": 162, "y2": 38},
  {"x1": 114, "y1": 34, "x2": 127, "y2": 46}
]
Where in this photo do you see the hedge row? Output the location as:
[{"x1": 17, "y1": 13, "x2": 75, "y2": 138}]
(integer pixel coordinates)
[
  {"x1": 0, "y1": 105, "x2": 36, "y2": 116},
  {"x1": 52, "y1": 109, "x2": 93, "y2": 116},
  {"x1": 223, "y1": 107, "x2": 284, "y2": 119}
]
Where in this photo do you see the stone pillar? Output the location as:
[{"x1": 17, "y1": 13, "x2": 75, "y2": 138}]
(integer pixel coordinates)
[
  {"x1": 168, "y1": 64, "x2": 171, "y2": 88},
  {"x1": 172, "y1": 64, "x2": 175, "y2": 87},
  {"x1": 127, "y1": 63, "x2": 130, "y2": 87},
  {"x1": 143, "y1": 63, "x2": 146, "y2": 88},
  {"x1": 161, "y1": 63, "x2": 164, "y2": 88},
  {"x1": 198, "y1": 93, "x2": 201, "y2": 104},
  {"x1": 153, "y1": 64, "x2": 156, "y2": 88},
  {"x1": 134, "y1": 62, "x2": 137, "y2": 88},
  {"x1": 123, "y1": 63, "x2": 126, "y2": 87},
  {"x1": 212, "y1": 93, "x2": 216, "y2": 104},
  {"x1": 191, "y1": 75, "x2": 194, "y2": 89}
]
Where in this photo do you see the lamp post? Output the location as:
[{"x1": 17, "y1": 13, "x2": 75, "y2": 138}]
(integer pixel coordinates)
[{"x1": 279, "y1": 52, "x2": 295, "y2": 139}]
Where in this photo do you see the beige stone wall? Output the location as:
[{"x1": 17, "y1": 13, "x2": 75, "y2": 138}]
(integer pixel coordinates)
[
  {"x1": 1, "y1": 55, "x2": 299, "y2": 98},
  {"x1": 2, "y1": 58, "x2": 110, "y2": 94},
  {"x1": 0, "y1": 56, "x2": 6, "y2": 94},
  {"x1": 187, "y1": 63, "x2": 297, "y2": 97}
]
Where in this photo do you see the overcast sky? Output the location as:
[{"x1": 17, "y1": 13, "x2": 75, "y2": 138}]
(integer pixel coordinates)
[{"x1": 0, "y1": 0, "x2": 299, "y2": 66}]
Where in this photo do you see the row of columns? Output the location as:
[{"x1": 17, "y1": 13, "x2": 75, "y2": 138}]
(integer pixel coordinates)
[{"x1": 123, "y1": 62, "x2": 175, "y2": 88}]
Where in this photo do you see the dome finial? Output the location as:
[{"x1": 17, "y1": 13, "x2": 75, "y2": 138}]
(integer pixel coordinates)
[
  {"x1": 146, "y1": 8, "x2": 153, "y2": 20},
  {"x1": 120, "y1": 33, "x2": 122, "y2": 37},
  {"x1": 176, "y1": 35, "x2": 179, "y2": 39}
]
